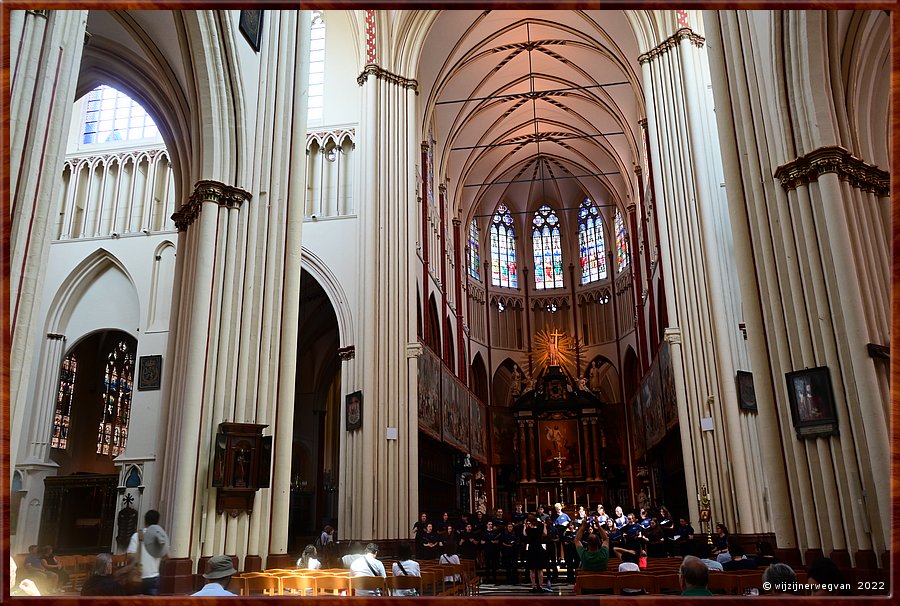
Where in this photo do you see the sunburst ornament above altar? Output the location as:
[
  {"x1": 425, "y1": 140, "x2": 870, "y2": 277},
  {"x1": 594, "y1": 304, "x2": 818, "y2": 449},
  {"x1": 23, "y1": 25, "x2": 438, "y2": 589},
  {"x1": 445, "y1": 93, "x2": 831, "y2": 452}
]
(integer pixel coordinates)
[{"x1": 533, "y1": 328, "x2": 578, "y2": 376}]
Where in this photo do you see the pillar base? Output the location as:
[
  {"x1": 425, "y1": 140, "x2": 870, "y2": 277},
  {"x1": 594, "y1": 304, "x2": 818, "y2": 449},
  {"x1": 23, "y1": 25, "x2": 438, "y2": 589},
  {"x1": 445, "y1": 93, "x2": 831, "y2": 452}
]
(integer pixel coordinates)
[
  {"x1": 266, "y1": 553, "x2": 293, "y2": 569},
  {"x1": 160, "y1": 557, "x2": 194, "y2": 595},
  {"x1": 244, "y1": 554, "x2": 262, "y2": 572}
]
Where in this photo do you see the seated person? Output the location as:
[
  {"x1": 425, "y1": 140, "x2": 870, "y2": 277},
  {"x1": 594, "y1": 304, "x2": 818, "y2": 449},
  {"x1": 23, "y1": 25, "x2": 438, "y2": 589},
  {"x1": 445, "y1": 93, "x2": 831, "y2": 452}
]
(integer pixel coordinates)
[
  {"x1": 618, "y1": 551, "x2": 641, "y2": 572},
  {"x1": 722, "y1": 543, "x2": 758, "y2": 571},
  {"x1": 391, "y1": 543, "x2": 421, "y2": 596},
  {"x1": 191, "y1": 555, "x2": 238, "y2": 596},
  {"x1": 23, "y1": 545, "x2": 56, "y2": 593},
  {"x1": 81, "y1": 553, "x2": 125, "y2": 596},
  {"x1": 297, "y1": 544, "x2": 322, "y2": 569},
  {"x1": 349, "y1": 543, "x2": 387, "y2": 596},
  {"x1": 10, "y1": 557, "x2": 41, "y2": 596},
  {"x1": 40, "y1": 545, "x2": 68, "y2": 590},
  {"x1": 711, "y1": 524, "x2": 731, "y2": 562},
  {"x1": 574, "y1": 518, "x2": 609, "y2": 572}
]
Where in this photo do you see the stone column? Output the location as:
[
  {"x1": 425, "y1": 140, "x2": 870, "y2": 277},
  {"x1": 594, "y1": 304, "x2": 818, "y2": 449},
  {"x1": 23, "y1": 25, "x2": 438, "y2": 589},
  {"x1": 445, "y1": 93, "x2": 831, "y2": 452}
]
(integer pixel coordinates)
[
  {"x1": 525, "y1": 420, "x2": 536, "y2": 482},
  {"x1": 350, "y1": 61, "x2": 419, "y2": 539},
  {"x1": 10, "y1": 9, "x2": 88, "y2": 474},
  {"x1": 664, "y1": 328, "x2": 700, "y2": 525}
]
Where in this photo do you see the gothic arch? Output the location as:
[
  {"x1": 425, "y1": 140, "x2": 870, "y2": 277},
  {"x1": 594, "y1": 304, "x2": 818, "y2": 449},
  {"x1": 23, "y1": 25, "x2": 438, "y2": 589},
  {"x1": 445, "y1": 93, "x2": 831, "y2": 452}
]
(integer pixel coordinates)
[
  {"x1": 301, "y1": 248, "x2": 355, "y2": 348},
  {"x1": 470, "y1": 353, "x2": 488, "y2": 404},
  {"x1": 45, "y1": 248, "x2": 139, "y2": 340}
]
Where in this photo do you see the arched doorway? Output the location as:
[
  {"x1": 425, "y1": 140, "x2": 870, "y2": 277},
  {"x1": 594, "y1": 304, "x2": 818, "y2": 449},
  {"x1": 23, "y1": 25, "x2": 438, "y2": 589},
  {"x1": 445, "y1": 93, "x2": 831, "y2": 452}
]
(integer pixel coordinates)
[
  {"x1": 289, "y1": 271, "x2": 341, "y2": 553},
  {"x1": 42, "y1": 329, "x2": 137, "y2": 553}
]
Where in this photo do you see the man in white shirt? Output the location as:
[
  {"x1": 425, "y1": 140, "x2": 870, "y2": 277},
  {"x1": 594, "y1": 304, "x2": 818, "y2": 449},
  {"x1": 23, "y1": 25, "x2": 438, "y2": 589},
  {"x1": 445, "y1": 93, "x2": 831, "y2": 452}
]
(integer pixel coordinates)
[
  {"x1": 349, "y1": 543, "x2": 386, "y2": 596},
  {"x1": 192, "y1": 555, "x2": 238, "y2": 596},
  {"x1": 126, "y1": 509, "x2": 169, "y2": 595}
]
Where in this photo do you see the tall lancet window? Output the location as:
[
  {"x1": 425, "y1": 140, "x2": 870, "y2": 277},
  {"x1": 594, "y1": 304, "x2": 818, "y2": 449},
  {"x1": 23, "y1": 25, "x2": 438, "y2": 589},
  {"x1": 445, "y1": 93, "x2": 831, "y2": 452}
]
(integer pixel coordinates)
[
  {"x1": 97, "y1": 340, "x2": 135, "y2": 457},
  {"x1": 82, "y1": 85, "x2": 159, "y2": 145},
  {"x1": 532, "y1": 204, "x2": 563, "y2": 289},
  {"x1": 467, "y1": 220, "x2": 481, "y2": 280},
  {"x1": 579, "y1": 199, "x2": 607, "y2": 283},
  {"x1": 308, "y1": 11, "x2": 326, "y2": 121},
  {"x1": 51, "y1": 354, "x2": 77, "y2": 449},
  {"x1": 615, "y1": 208, "x2": 630, "y2": 272},
  {"x1": 490, "y1": 203, "x2": 518, "y2": 288}
]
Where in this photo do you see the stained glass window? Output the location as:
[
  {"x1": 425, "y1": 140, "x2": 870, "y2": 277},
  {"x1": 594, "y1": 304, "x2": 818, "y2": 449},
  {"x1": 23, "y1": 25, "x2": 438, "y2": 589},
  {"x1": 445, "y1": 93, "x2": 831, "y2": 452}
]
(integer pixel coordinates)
[
  {"x1": 490, "y1": 203, "x2": 518, "y2": 288},
  {"x1": 467, "y1": 220, "x2": 481, "y2": 280},
  {"x1": 615, "y1": 208, "x2": 629, "y2": 272},
  {"x1": 578, "y1": 199, "x2": 607, "y2": 284},
  {"x1": 532, "y1": 204, "x2": 563, "y2": 289},
  {"x1": 82, "y1": 85, "x2": 159, "y2": 145},
  {"x1": 96, "y1": 340, "x2": 135, "y2": 457},
  {"x1": 51, "y1": 354, "x2": 77, "y2": 449},
  {"x1": 308, "y1": 11, "x2": 325, "y2": 121}
]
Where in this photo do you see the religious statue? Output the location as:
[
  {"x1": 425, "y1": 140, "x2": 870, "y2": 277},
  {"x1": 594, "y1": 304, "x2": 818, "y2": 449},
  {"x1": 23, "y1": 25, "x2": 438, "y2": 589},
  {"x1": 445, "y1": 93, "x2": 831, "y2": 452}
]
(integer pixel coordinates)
[
  {"x1": 589, "y1": 360, "x2": 602, "y2": 392},
  {"x1": 548, "y1": 330, "x2": 562, "y2": 366},
  {"x1": 638, "y1": 487, "x2": 650, "y2": 511},
  {"x1": 510, "y1": 364, "x2": 523, "y2": 397},
  {"x1": 577, "y1": 376, "x2": 587, "y2": 391}
]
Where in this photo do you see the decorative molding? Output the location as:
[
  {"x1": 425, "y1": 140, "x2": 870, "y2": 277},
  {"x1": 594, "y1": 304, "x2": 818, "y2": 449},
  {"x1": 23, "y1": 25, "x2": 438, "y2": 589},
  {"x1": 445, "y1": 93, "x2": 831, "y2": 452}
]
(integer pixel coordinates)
[
  {"x1": 364, "y1": 9, "x2": 376, "y2": 64},
  {"x1": 774, "y1": 145, "x2": 889, "y2": 197},
  {"x1": 46, "y1": 333, "x2": 66, "y2": 341},
  {"x1": 26, "y1": 9, "x2": 48, "y2": 18},
  {"x1": 638, "y1": 28, "x2": 705, "y2": 64},
  {"x1": 663, "y1": 327, "x2": 682, "y2": 345},
  {"x1": 306, "y1": 127, "x2": 356, "y2": 150},
  {"x1": 172, "y1": 180, "x2": 252, "y2": 231},
  {"x1": 356, "y1": 63, "x2": 418, "y2": 90},
  {"x1": 337, "y1": 345, "x2": 356, "y2": 361}
]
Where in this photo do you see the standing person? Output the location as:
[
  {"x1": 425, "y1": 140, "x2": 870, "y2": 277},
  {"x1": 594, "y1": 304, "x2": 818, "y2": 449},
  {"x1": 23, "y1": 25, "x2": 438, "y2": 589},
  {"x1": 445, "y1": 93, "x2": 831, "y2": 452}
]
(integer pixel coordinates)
[
  {"x1": 613, "y1": 506, "x2": 627, "y2": 528},
  {"x1": 480, "y1": 521, "x2": 501, "y2": 584},
  {"x1": 673, "y1": 517, "x2": 695, "y2": 557},
  {"x1": 562, "y1": 521, "x2": 579, "y2": 581},
  {"x1": 419, "y1": 522, "x2": 441, "y2": 560},
  {"x1": 436, "y1": 511, "x2": 452, "y2": 534},
  {"x1": 191, "y1": 555, "x2": 238, "y2": 596},
  {"x1": 80, "y1": 553, "x2": 125, "y2": 596},
  {"x1": 349, "y1": 543, "x2": 387, "y2": 596},
  {"x1": 522, "y1": 514, "x2": 551, "y2": 593},
  {"x1": 500, "y1": 522, "x2": 520, "y2": 585},
  {"x1": 511, "y1": 503, "x2": 527, "y2": 527},
  {"x1": 391, "y1": 543, "x2": 421, "y2": 596},
  {"x1": 551, "y1": 503, "x2": 571, "y2": 580},
  {"x1": 297, "y1": 544, "x2": 322, "y2": 569},
  {"x1": 126, "y1": 509, "x2": 170, "y2": 595},
  {"x1": 492, "y1": 508, "x2": 506, "y2": 529},
  {"x1": 412, "y1": 513, "x2": 429, "y2": 559},
  {"x1": 459, "y1": 522, "x2": 480, "y2": 562},
  {"x1": 573, "y1": 505, "x2": 587, "y2": 527},
  {"x1": 594, "y1": 504, "x2": 610, "y2": 526},
  {"x1": 317, "y1": 525, "x2": 335, "y2": 565}
]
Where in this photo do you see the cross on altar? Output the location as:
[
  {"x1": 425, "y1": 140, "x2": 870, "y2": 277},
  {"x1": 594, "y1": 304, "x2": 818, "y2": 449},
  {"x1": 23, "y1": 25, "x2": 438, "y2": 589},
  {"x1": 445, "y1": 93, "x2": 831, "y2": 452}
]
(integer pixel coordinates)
[
  {"x1": 553, "y1": 449, "x2": 566, "y2": 474},
  {"x1": 548, "y1": 329, "x2": 563, "y2": 366}
]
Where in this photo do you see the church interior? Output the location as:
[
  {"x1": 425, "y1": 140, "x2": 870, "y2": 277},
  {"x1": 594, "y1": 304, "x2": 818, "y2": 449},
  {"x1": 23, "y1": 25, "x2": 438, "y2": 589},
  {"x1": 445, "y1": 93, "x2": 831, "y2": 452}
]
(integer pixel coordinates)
[{"x1": 8, "y1": 8, "x2": 891, "y2": 596}]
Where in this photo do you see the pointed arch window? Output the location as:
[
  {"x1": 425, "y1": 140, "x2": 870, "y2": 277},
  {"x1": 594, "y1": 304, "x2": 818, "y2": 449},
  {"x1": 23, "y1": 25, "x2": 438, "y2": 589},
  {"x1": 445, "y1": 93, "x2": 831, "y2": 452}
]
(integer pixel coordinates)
[
  {"x1": 308, "y1": 11, "x2": 326, "y2": 121},
  {"x1": 490, "y1": 203, "x2": 518, "y2": 288},
  {"x1": 467, "y1": 220, "x2": 481, "y2": 280},
  {"x1": 532, "y1": 204, "x2": 563, "y2": 289},
  {"x1": 50, "y1": 354, "x2": 77, "y2": 449},
  {"x1": 97, "y1": 340, "x2": 135, "y2": 457},
  {"x1": 578, "y1": 199, "x2": 607, "y2": 284},
  {"x1": 615, "y1": 208, "x2": 630, "y2": 272},
  {"x1": 82, "y1": 85, "x2": 159, "y2": 145}
]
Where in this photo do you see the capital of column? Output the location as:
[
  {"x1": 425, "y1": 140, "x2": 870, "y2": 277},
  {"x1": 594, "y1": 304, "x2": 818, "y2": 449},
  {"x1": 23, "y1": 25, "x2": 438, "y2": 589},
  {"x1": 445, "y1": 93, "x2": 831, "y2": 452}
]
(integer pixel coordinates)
[
  {"x1": 404, "y1": 342, "x2": 422, "y2": 359},
  {"x1": 172, "y1": 180, "x2": 252, "y2": 231},
  {"x1": 774, "y1": 145, "x2": 889, "y2": 197},
  {"x1": 338, "y1": 345, "x2": 357, "y2": 361},
  {"x1": 356, "y1": 63, "x2": 418, "y2": 90},
  {"x1": 664, "y1": 327, "x2": 682, "y2": 345},
  {"x1": 638, "y1": 27, "x2": 705, "y2": 64},
  {"x1": 46, "y1": 333, "x2": 66, "y2": 341}
]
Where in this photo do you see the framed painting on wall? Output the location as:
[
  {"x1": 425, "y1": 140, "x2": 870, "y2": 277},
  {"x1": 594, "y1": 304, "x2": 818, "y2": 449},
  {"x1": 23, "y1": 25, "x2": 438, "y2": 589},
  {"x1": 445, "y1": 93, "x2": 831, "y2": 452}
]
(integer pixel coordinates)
[
  {"x1": 346, "y1": 390, "x2": 362, "y2": 431},
  {"x1": 537, "y1": 417, "x2": 582, "y2": 479},
  {"x1": 785, "y1": 366, "x2": 838, "y2": 438}
]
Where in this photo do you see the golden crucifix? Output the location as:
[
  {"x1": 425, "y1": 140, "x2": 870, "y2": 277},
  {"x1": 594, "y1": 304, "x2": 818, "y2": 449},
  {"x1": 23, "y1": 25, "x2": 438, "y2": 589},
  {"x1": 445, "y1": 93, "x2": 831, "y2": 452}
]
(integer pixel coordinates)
[{"x1": 548, "y1": 329, "x2": 563, "y2": 366}]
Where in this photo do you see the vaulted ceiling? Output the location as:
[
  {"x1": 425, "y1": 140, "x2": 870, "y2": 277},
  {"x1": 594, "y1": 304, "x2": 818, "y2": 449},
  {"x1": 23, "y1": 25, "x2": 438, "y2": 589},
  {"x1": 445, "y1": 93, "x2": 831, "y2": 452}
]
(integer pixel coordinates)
[{"x1": 417, "y1": 11, "x2": 645, "y2": 229}]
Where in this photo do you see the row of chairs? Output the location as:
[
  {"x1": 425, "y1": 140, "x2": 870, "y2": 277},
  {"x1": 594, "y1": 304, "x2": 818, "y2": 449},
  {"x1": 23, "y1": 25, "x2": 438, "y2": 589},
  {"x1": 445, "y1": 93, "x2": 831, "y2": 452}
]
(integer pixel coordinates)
[
  {"x1": 576, "y1": 569, "x2": 811, "y2": 596},
  {"x1": 230, "y1": 563, "x2": 480, "y2": 597},
  {"x1": 48, "y1": 553, "x2": 129, "y2": 593}
]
